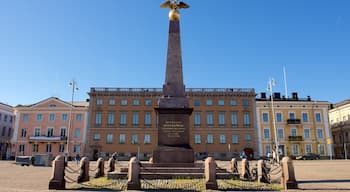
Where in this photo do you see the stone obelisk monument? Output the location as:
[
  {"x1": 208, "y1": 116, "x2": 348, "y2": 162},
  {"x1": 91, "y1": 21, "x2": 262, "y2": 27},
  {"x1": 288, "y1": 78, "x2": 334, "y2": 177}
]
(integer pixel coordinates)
[{"x1": 153, "y1": 0, "x2": 194, "y2": 164}]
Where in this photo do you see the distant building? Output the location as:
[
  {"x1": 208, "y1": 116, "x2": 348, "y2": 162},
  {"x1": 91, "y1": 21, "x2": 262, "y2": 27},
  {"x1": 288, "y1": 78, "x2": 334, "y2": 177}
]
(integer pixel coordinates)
[
  {"x1": 0, "y1": 102, "x2": 14, "y2": 159},
  {"x1": 329, "y1": 99, "x2": 350, "y2": 159},
  {"x1": 87, "y1": 87, "x2": 257, "y2": 160},
  {"x1": 11, "y1": 97, "x2": 89, "y2": 159},
  {"x1": 256, "y1": 92, "x2": 331, "y2": 158}
]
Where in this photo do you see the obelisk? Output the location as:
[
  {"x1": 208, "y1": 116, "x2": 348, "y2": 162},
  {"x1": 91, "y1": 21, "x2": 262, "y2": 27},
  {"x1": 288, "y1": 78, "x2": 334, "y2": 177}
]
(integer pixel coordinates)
[{"x1": 153, "y1": 0, "x2": 194, "y2": 164}]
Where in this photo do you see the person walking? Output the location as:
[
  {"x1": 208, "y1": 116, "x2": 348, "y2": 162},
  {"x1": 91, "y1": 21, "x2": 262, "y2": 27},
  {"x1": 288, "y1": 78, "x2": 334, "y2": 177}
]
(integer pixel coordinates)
[{"x1": 75, "y1": 154, "x2": 81, "y2": 165}]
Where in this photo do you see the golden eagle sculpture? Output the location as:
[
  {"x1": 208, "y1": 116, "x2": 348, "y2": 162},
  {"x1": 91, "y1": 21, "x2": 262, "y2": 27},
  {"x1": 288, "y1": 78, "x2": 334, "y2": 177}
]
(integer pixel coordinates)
[{"x1": 160, "y1": 0, "x2": 189, "y2": 20}]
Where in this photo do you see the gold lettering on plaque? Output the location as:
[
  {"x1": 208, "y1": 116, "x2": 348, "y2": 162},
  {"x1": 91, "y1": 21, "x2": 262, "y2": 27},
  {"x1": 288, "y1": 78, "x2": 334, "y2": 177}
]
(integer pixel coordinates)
[{"x1": 161, "y1": 120, "x2": 185, "y2": 138}]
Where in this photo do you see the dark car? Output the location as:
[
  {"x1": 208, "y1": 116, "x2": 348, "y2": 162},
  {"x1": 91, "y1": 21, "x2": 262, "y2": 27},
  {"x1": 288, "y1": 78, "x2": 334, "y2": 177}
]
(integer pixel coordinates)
[{"x1": 296, "y1": 153, "x2": 320, "y2": 160}]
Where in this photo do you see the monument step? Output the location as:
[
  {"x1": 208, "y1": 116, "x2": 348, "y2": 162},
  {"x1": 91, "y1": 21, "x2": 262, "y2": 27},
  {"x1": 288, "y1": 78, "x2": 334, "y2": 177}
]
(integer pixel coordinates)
[
  {"x1": 107, "y1": 172, "x2": 234, "y2": 180},
  {"x1": 120, "y1": 167, "x2": 230, "y2": 174}
]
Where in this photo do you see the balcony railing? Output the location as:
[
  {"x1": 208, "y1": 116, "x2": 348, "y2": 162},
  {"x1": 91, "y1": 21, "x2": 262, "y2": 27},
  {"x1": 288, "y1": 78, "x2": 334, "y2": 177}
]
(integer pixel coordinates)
[
  {"x1": 29, "y1": 136, "x2": 67, "y2": 142},
  {"x1": 288, "y1": 136, "x2": 303, "y2": 141},
  {"x1": 287, "y1": 119, "x2": 301, "y2": 124}
]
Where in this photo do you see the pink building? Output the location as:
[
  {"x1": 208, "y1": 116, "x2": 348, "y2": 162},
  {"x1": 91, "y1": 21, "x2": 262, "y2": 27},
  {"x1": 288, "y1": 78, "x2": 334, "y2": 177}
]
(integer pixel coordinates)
[{"x1": 11, "y1": 97, "x2": 88, "y2": 159}]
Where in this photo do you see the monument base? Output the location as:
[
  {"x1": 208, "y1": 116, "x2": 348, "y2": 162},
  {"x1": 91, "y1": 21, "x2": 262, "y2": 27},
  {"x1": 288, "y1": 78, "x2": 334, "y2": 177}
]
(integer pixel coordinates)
[{"x1": 153, "y1": 146, "x2": 194, "y2": 164}]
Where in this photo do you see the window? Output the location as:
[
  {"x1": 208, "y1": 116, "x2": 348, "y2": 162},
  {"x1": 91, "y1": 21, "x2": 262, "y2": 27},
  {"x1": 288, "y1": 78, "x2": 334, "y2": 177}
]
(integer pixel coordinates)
[
  {"x1": 302, "y1": 113, "x2": 308, "y2": 122},
  {"x1": 46, "y1": 144, "x2": 52, "y2": 153},
  {"x1": 304, "y1": 128, "x2": 310, "y2": 139},
  {"x1": 19, "y1": 144, "x2": 25, "y2": 153},
  {"x1": 144, "y1": 112, "x2": 151, "y2": 125},
  {"x1": 95, "y1": 113, "x2": 102, "y2": 125},
  {"x1": 133, "y1": 99, "x2": 140, "y2": 106},
  {"x1": 145, "y1": 99, "x2": 152, "y2": 106},
  {"x1": 231, "y1": 112, "x2": 238, "y2": 126},
  {"x1": 75, "y1": 128, "x2": 80, "y2": 138},
  {"x1": 206, "y1": 99, "x2": 213, "y2": 106},
  {"x1": 292, "y1": 144, "x2": 299, "y2": 155},
  {"x1": 23, "y1": 114, "x2": 29, "y2": 121},
  {"x1": 318, "y1": 144, "x2": 325, "y2": 155},
  {"x1": 219, "y1": 134, "x2": 226, "y2": 144},
  {"x1": 37, "y1": 114, "x2": 43, "y2": 121},
  {"x1": 242, "y1": 99, "x2": 249, "y2": 106},
  {"x1": 232, "y1": 134, "x2": 238, "y2": 144},
  {"x1": 289, "y1": 112, "x2": 295, "y2": 119},
  {"x1": 315, "y1": 113, "x2": 322, "y2": 122},
  {"x1": 265, "y1": 145, "x2": 272, "y2": 154},
  {"x1": 245, "y1": 134, "x2": 251, "y2": 141},
  {"x1": 49, "y1": 104, "x2": 56, "y2": 107},
  {"x1": 47, "y1": 127, "x2": 54, "y2": 137},
  {"x1": 106, "y1": 133, "x2": 113, "y2": 144},
  {"x1": 93, "y1": 133, "x2": 101, "y2": 140},
  {"x1": 144, "y1": 134, "x2": 151, "y2": 144},
  {"x1": 4, "y1": 115, "x2": 7, "y2": 122},
  {"x1": 34, "y1": 128, "x2": 40, "y2": 136},
  {"x1": 194, "y1": 99, "x2": 200, "y2": 106},
  {"x1": 262, "y1": 113, "x2": 269, "y2": 122},
  {"x1": 276, "y1": 113, "x2": 282, "y2": 122},
  {"x1": 263, "y1": 128, "x2": 270, "y2": 140},
  {"x1": 291, "y1": 128, "x2": 297, "y2": 136},
  {"x1": 119, "y1": 134, "x2": 126, "y2": 144},
  {"x1": 131, "y1": 134, "x2": 138, "y2": 144},
  {"x1": 207, "y1": 134, "x2": 213, "y2": 144},
  {"x1": 33, "y1": 144, "x2": 39, "y2": 152},
  {"x1": 49, "y1": 114, "x2": 55, "y2": 121},
  {"x1": 76, "y1": 114, "x2": 82, "y2": 121},
  {"x1": 218, "y1": 112, "x2": 225, "y2": 125},
  {"x1": 121, "y1": 99, "x2": 128, "y2": 106},
  {"x1": 96, "y1": 99, "x2": 103, "y2": 105},
  {"x1": 2, "y1": 127, "x2": 5, "y2": 136},
  {"x1": 0, "y1": 113, "x2": 1, "y2": 121},
  {"x1": 278, "y1": 128, "x2": 284, "y2": 139},
  {"x1": 132, "y1": 112, "x2": 139, "y2": 125},
  {"x1": 61, "y1": 114, "x2": 67, "y2": 122},
  {"x1": 206, "y1": 112, "x2": 213, "y2": 125},
  {"x1": 107, "y1": 112, "x2": 115, "y2": 125},
  {"x1": 60, "y1": 128, "x2": 66, "y2": 137},
  {"x1": 21, "y1": 128, "x2": 27, "y2": 137},
  {"x1": 120, "y1": 113, "x2": 127, "y2": 125},
  {"x1": 317, "y1": 129, "x2": 323, "y2": 138},
  {"x1": 218, "y1": 100, "x2": 225, "y2": 106},
  {"x1": 109, "y1": 99, "x2": 115, "y2": 105},
  {"x1": 243, "y1": 112, "x2": 250, "y2": 126},
  {"x1": 195, "y1": 134, "x2": 201, "y2": 144},
  {"x1": 59, "y1": 144, "x2": 64, "y2": 152},
  {"x1": 74, "y1": 145, "x2": 80, "y2": 153},
  {"x1": 230, "y1": 99, "x2": 237, "y2": 106},
  {"x1": 305, "y1": 144, "x2": 312, "y2": 153},
  {"x1": 194, "y1": 112, "x2": 201, "y2": 125},
  {"x1": 8, "y1": 128, "x2": 11, "y2": 137}
]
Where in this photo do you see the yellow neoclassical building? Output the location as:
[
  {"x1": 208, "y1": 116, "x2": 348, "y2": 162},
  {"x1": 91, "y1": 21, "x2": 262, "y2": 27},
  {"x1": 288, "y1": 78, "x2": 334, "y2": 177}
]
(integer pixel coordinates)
[{"x1": 256, "y1": 92, "x2": 332, "y2": 159}]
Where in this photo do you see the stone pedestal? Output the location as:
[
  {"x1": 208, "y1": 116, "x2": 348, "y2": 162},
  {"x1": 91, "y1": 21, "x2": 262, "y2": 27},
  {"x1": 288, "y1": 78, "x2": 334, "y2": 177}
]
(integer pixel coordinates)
[
  {"x1": 49, "y1": 155, "x2": 65, "y2": 190},
  {"x1": 205, "y1": 157, "x2": 218, "y2": 190},
  {"x1": 95, "y1": 157, "x2": 104, "y2": 178},
  {"x1": 241, "y1": 158, "x2": 250, "y2": 179},
  {"x1": 77, "y1": 157, "x2": 89, "y2": 183},
  {"x1": 258, "y1": 160, "x2": 269, "y2": 183},
  {"x1": 153, "y1": 146, "x2": 194, "y2": 164},
  {"x1": 127, "y1": 157, "x2": 141, "y2": 190},
  {"x1": 281, "y1": 157, "x2": 298, "y2": 189}
]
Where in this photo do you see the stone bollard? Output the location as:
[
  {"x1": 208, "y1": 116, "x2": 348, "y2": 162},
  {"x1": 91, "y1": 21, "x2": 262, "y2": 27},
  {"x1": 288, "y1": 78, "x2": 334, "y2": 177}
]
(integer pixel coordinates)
[
  {"x1": 258, "y1": 160, "x2": 269, "y2": 183},
  {"x1": 94, "y1": 157, "x2": 105, "y2": 178},
  {"x1": 49, "y1": 155, "x2": 65, "y2": 190},
  {"x1": 230, "y1": 158, "x2": 239, "y2": 179},
  {"x1": 107, "y1": 157, "x2": 115, "y2": 173},
  {"x1": 127, "y1": 157, "x2": 141, "y2": 190},
  {"x1": 281, "y1": 157, "x2": 298, "y2": 190},
  {"x1": 77, "y1": 157, "x2": 89, "y2": 183},
  {"x1": 205, "y1": 157, "x2": 218, "y2": 190},
  {"x1": 241, "y1": 158, "x2": 250, "y2": 179}
]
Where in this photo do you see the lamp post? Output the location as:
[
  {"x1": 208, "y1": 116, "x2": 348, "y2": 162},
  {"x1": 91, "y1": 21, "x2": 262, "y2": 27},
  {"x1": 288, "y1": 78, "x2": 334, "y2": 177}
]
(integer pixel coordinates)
[
  {"x1": 268, "y1": 78, "x2": 279, "y2": 163},
  {"x1": 66, "y1": 80, "x2": 78, "y2": 159}
]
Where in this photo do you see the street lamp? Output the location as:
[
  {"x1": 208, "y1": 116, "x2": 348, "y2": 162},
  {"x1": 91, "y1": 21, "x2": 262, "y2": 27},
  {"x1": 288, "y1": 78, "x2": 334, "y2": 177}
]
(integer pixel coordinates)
[
  {"x1": 66, "y1": 80, "x2": 78, "y2": 159},
  {"x1": 267, "y1": 78, "x2": 279, "y2": 163}
]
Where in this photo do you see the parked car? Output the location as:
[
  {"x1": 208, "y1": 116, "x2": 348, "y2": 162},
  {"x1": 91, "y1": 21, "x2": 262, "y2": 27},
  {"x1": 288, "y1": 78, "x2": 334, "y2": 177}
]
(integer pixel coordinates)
[{"x1": 296, "y1": 153, "x2": 320, "y2": 160}]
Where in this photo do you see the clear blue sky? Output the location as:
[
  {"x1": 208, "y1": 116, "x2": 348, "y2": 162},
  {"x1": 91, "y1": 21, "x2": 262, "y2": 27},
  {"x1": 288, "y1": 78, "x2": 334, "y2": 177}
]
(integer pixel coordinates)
[{"x1": 1, "y1": 0, "x2": 349, "y2": 106}]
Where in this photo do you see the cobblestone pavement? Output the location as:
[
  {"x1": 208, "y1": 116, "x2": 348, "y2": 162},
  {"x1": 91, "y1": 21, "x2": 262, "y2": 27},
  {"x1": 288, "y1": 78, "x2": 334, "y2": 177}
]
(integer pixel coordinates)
[{"x1": 0, "y1": 159, "x2": 349, "y2": 191}]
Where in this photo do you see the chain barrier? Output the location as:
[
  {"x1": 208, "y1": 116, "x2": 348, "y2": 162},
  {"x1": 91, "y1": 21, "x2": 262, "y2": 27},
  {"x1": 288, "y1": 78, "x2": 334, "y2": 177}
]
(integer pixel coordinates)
[
  {"x1": 65, "y1": 165, "x2": 80, "y2": 174},
  {"x1": 64, "y1": 175, "x2": 78, "y2": 184}
]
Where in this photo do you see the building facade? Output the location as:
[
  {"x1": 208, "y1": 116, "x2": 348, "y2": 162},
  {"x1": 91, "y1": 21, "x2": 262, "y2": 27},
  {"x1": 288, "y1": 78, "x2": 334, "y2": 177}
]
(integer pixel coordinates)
[
  {"x1": 256, "y1": 92, "x2": 331, "y2": 158},
  {"x1": 0, "y1": 102, "x2": 14, "y2": 159},
  {"x1": 11, "y1": 97, "x2": 89, "y2": 159},
  {"x1": 87, "y1": 87, "x2": 257, "y2": 160},
  {"x1": 329, "y1": 99, "x2": 350, "y2": 159}
]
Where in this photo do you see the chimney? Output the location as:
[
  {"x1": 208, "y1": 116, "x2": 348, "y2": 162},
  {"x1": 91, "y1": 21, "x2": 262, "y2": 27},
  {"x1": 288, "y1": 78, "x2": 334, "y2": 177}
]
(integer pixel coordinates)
[
  {"x1": 273, "y1": 92, "x2": 281, "y2": 99},
  {"x1": 260, "y1": 92, "x2": 266, "y2": 99},
  {"x1": 292, "y1": 92, "x2": 298, "y2": 100},
  {"x1": 307, "y1": 96, "x2": 311, "y2": 101}
]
